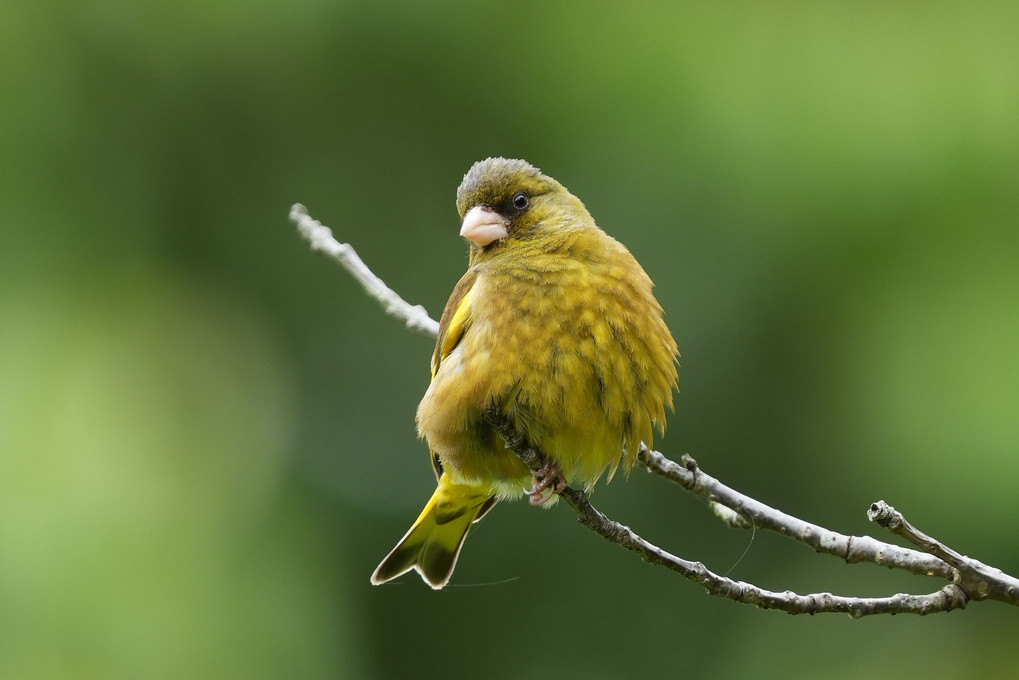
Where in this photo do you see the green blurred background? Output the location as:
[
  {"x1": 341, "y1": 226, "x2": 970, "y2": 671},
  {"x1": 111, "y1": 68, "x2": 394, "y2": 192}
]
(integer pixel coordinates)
[{"x1": 2, "y1": 1, "x2": 1017, "y2": 677}]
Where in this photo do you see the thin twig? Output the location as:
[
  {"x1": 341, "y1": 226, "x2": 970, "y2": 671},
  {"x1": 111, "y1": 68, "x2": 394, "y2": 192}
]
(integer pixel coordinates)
[
  {"x1": 289, "y1": 204, "x2": 439, "y2": 336},
  {"x1": 292, "y1": 203, "x2": 1019, "y2": 614}
]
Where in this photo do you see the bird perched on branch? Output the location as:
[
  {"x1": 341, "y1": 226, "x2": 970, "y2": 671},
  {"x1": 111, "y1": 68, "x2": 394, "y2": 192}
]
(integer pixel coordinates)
[{"x1": 371, "y1": 157, "x2": 679, "y2": 589}]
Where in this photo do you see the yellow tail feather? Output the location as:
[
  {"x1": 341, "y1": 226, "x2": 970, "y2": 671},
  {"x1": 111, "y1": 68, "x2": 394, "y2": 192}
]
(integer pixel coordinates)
[{"x1": 371, "y1": 476, "x2": 493, "y2": 590}]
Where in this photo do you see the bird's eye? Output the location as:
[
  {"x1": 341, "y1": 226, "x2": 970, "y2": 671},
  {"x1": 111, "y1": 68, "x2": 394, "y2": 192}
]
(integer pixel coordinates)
[{"x1": 511, "y1": 193, "x2": 529, "y2": 210}]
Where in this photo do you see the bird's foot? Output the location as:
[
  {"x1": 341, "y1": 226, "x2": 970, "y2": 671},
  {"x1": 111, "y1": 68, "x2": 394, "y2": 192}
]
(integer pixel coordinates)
[{"x1": 526, "y1": 460, "x2": 568, "y2": 505}]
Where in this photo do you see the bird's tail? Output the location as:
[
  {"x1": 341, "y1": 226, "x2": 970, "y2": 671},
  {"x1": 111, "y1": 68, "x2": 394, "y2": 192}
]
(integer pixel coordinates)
[{"x1": 371, "y1": 475, "x2": 495, "y2": 589}]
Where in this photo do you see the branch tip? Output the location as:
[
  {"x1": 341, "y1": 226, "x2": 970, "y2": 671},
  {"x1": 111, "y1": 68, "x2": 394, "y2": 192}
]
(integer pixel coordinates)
[{"x1": 289, "y1": 204, "x2": 440, "y2": 337}]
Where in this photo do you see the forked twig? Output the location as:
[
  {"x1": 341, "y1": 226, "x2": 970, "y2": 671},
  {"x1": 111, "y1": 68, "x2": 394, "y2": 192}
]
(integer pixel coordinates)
[{"x1": 291, "y1": 203, "x2": 1019, "y2": 615}]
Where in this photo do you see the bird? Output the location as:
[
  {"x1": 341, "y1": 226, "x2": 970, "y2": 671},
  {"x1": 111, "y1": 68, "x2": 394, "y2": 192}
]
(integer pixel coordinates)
[{"x1": 370, "y1": 157, "x2": 679, "y2": 589}]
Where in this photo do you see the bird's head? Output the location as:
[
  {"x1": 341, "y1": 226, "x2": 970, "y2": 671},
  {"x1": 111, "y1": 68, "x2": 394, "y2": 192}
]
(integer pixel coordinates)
[{"x1": 455, "y1": 158, "x2": 591, "y2": 258}]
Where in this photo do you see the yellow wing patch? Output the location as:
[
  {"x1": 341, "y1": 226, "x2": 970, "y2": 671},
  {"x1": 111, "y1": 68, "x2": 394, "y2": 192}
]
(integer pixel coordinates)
[{"x1": 432, "y1": 284, "x2": 475, "y2": 379}]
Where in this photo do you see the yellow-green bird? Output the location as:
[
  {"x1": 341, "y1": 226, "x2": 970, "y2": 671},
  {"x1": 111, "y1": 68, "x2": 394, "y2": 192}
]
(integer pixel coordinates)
[{"x1": 371, "y1": 158, "x2": 679, "y2": 589}]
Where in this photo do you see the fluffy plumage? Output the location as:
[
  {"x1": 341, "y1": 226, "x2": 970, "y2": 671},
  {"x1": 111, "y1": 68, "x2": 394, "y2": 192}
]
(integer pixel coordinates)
[{"x1": 371, "y1": 158, "x2": 679, "y2": 589}]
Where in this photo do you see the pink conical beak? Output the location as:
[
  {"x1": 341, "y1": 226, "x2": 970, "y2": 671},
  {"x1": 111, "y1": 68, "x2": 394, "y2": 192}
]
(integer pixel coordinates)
[{"x1": 460, "y1": 206, "x2": 509, "y2": 246}]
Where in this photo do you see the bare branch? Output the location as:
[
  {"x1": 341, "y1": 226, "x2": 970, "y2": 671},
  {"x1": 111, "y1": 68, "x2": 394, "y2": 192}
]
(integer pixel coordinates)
[
  {"x1": 640, "y1": 448, "x2": 955, "y2": 580},
  {"x1": 289, "y1": 204, "x2": 439, "y2": 337},
  {"x1": 292, "y1": 203, "x2": 1018, "y2": 615},
  {"x1": 483, "y1": 409, "x2": 969, "y2": 617}
]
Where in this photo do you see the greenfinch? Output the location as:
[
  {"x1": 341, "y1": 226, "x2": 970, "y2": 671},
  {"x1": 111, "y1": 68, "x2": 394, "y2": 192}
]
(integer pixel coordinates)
[{"x1": 371, "y1": 158, "x2": 678, "y2": 589}]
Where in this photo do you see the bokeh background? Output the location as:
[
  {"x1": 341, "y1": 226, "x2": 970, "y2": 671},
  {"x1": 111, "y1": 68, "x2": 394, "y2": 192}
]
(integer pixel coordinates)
[{"x1": 2, "y1": 1, "x2": 1017, "y2": 678}]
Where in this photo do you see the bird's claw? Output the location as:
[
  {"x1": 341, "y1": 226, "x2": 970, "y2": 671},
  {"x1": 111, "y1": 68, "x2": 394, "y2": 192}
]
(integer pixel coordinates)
[{"x1": 526, "y1": 460, "x2": 568, "y2": 505}]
